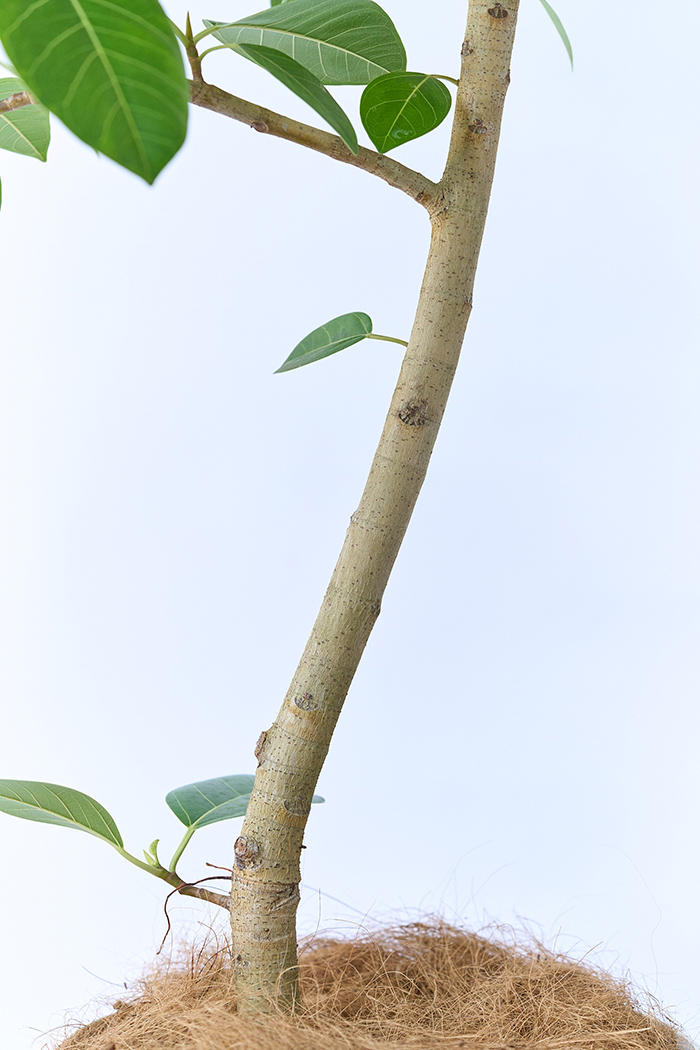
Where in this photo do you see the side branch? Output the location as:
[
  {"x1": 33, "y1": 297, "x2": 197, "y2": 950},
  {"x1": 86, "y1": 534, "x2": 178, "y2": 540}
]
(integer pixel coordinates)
[
  {"x1": 188, "y1": 79, "x2": 438, "y2": 208},
  {"x1": 177, "y1": 883, "x2": 230, "y2": 909},
  {"x1": 0, "y1": 91, "x2": 34, "y2": 114}
]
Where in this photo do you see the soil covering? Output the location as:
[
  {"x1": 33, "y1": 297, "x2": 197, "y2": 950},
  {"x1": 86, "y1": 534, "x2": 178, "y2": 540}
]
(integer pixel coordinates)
[{"x1": 55, "y1": 921, "x2": 680, "y2": 1050}]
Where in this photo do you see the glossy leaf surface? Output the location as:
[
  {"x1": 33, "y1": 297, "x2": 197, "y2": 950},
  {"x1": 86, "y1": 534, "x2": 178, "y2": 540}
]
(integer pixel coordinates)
[
  {"x1": 0, "y1": 780, "x2": 123, "y2": 846},
  {"x1": 0, "y1": 0, "x2": 189, "y2": 182},
  {"x1": 537, "y1": 0, "x2": 573, "y2": 68},
  {"x1": 360, "y1": 72, "x2": 451, "y2": 153},
  {"x1": 166, "y1": 774, "x2": 323, "y2": 829},
  {"x1": 232, "y1": 44, "x2": 357, "y2": 152},
  {"x1": 276, "y1": 312, "x2": 372, "y2": 372},
  {"x1": 204, "y1": 0, "x2": 406, "y2": 85},
  {"x1": 0, "y1": 78, "x2": 50, "y2": 160}
]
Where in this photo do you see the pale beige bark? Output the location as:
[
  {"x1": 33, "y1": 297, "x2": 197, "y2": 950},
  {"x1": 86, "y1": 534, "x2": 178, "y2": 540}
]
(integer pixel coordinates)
[
  {"x1": 229, "y1": 0, "x2": 521, "y2": 1013},
  {"x1": 0, "y1": 90, "x2": 34, "y2": 113}
]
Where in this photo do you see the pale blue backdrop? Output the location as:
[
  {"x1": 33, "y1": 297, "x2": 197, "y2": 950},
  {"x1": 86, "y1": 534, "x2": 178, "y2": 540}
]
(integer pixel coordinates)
[{"x1": 1, "y1": 1, "x2": 698, "y2": 1047}]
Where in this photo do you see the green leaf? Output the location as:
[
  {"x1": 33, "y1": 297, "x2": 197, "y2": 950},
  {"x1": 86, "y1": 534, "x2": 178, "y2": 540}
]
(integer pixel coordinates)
[
  {"x1": 203, "y1": 0, "x2": 406, "y2": 85},
  {"x1": 0, "y1": 0, "x2": 189, "y2": 183},
  {"x1": 360, "y1": 72, "x2": 451, "y2": 154},
  {"x1": 166, "y1": 774, "x2": 323, "y2": 829},
  {"x1": 0, "y1": 78, "x2": 50, "y2": 161},
  {"x1": 144, "y1": 837, "x2": 161, "y2": 866},
  {"x1": 537, "y1": 0, "x2": 573, "y2": 69},
  {"x1": 232, "y1": 44, "x2": 357, "y2": 152},
  {"x1": 167, "y1": 775, "x2": 255, "y2": 829},
  {"x1": 275, "y1": 312, "x2": 373, "y2": 373},
  {"x1": 0, "y1": 779, "x2": 123, "y2": 846}
]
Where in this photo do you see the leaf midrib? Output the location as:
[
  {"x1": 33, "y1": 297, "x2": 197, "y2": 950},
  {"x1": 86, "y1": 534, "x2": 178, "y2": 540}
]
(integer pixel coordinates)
[
  {"x1": 0, "y1": 109, "x2": 43, "y2": 158},
  {"x1": 212, "y1": 20, "x2": 393, "y2": 80},
  {"x1": 383, "y1": 75, "x2": 433, "y2": 141},
  {"x1": 191, "y1": 795, "x2": 250, "y2": 827},
  {"x1": 172, "y1": 783, "x2": 251, "y2": 826},
  {"x1": 61, "y1": 0, "x2": 149, "y2": 172},
  {"x1": 4, "y1": 786, "x2": 114, "y2": 838}
]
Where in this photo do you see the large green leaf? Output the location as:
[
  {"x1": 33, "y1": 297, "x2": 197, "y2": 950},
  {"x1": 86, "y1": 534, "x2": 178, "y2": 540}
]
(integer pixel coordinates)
[
  {"x1": 537, "y1": 0, "x2": 573, "y2": 69},
  {"x1": 0, "y1": 780, "x2": 123, "y2": 846},
  {"x1": 0, "y1": 78, "x2": 50, "y2": 160},
  {"x1": 203, "y1": 0, "x2": 406, "y2": 86},
  {"x1": 0, "y1": 0, "x2": 188, "y2": 183},
  {"x1": 275, "y1": 312, "x2": 372, "y2": 372},
  {"x1": 360, "y1": 72, "x2": 451, "y2": 154},
  {"x1": 232, "y1": 44, "x2": 357, "y2": 152},
  {"x1": 166, "y1": 774, "x2": 323, "y2": 829}
]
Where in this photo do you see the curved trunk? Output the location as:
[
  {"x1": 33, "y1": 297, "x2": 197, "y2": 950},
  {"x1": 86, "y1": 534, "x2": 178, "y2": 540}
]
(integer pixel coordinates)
[{"x1": 231, "y1": 0, "x2": 521, "y2": 1012}]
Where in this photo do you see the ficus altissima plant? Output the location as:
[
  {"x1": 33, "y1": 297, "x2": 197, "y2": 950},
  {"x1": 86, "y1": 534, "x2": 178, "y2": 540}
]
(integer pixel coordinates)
[{"x1": 0, "y1": 0, "x2": 571, "y2": 1015}]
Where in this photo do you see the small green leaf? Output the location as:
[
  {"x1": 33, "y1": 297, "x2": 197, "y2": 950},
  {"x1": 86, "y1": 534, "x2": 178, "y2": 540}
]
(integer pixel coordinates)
[
  {"x1": 0, "y1": 0, "x2": 189, "y2": 183},
  {"x1": 360, "y1": 72, "x2": 451, "y2": 154},
  {"x1": 276, "y1": 312, "x2": 373, "y2": 372},
  {"x1": 537, "y1": 0, "x2": 573, "y2": 69},
  {"x1": 0, "y1": 779, "x2": 123, "y2": 846},
  {"x1": 145, "y1": 837, "x2": 162, "y2": 866},
  {"x1": 0, "y1": 78, "x2": 50, "y2": 160},
  {"x1": 203, "y1": 0, "x2": 406, "y2": 86},
  {"x1": 231, "y1": 44, "x2": 357, "y2": 153},
  {"x1": 166, "y1": 774, "x2": 323, "y2": 830}
]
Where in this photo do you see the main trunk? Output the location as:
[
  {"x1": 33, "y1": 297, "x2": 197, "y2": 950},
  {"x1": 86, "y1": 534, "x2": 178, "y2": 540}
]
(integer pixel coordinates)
[{"x1": 231, "y1": 0, "x2": 520, "y2": 1012}]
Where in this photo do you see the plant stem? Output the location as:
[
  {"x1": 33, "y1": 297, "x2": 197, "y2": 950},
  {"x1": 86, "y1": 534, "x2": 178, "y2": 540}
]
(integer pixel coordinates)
[
  {"x1": 229, "y1": 0, "x2": 521, "y2": 1014},
  {"x1": 167, "y1": 18, "x2": 189, "y2": 48},
  {"x1": 168, "y1": 825, "x2": 196, "y2": 872},
  {"x1": 0, "y1": 90, "x2": 34, "y2": 114},
  {"x1": 114, "y1": 845, "x2": 165, "y2": 878},
  {"x1": 184, "y1": 13, "x2": 203, "y2": 81},
  {"x1": 188, "y1": 80, "x2": 438, "y2": 207},
  {"x1": 365, "y1": 333, "x2": 409, "y2": 347},
  {"x1": 113, "y1": 845, "x2": 229, "y2": 908}
]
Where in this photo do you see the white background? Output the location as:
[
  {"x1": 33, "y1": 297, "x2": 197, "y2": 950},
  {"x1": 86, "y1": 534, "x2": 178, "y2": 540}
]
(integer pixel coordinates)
[{"x1": 1, "y1": 1, "x2": 698, "y2": 1046}]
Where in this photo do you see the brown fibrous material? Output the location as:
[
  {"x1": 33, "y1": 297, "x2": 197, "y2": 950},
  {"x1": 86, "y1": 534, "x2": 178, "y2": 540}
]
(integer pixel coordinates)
[{"x1": 54, "y1": 921, "x2": 681, "y2": 1050}]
